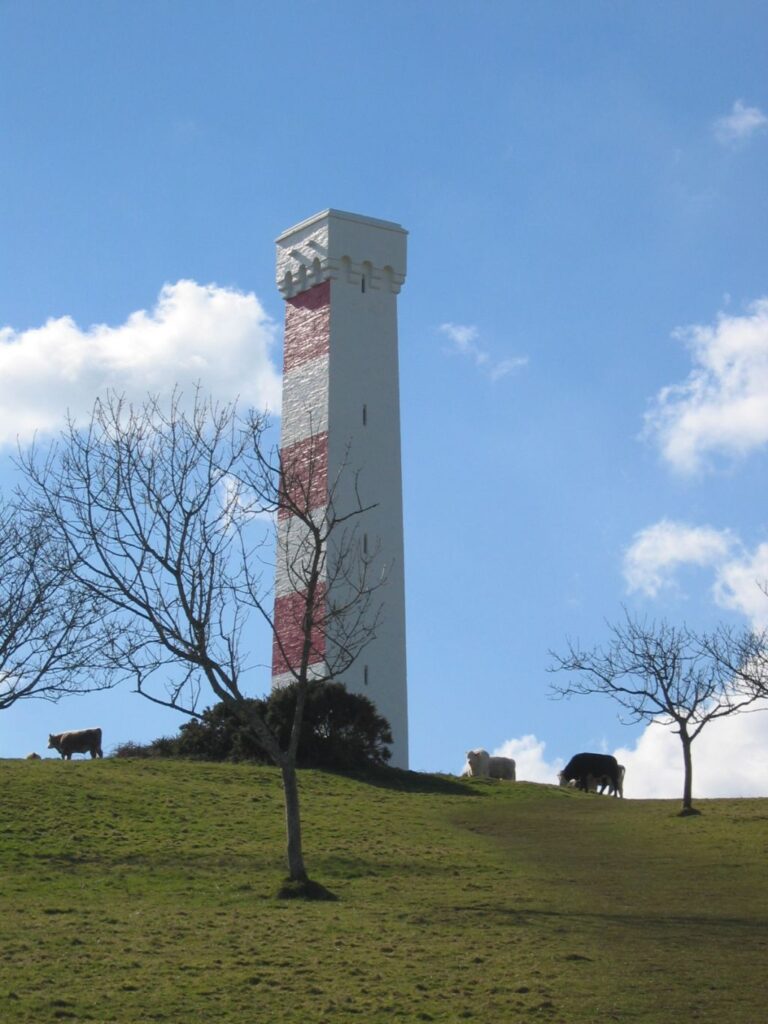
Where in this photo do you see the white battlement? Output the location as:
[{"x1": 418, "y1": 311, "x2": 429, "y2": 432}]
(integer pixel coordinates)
[{"x1": 276, "y1": 209, "x2": 407, "y2": 298}]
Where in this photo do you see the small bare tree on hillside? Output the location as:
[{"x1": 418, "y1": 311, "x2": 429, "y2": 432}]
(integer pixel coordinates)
[
  {"x1": 0, "y1": 499, "x2": 107, "y2": 712},
  {"x1": 549, "y1": 612, "x2": 766, "y2": 814},
  {"x1": 18, "y1": 389, "x2": 384, "y2": 890}
]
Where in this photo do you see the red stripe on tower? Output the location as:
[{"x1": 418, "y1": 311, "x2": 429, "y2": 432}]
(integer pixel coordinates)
[
  {"x1": 277, "y1": 432, "x2": 328, "y2": 522},
  {"x1": 272, "y1": 585, "x2": 327, "y2": 677},
  {"x1": 283, "y1": 280, "x2": 330, "y2": 372}
]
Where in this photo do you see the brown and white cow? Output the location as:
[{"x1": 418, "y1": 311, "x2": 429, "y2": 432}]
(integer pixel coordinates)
[{"x1": 48, "y1": 728, "x2": 103, "y2": 760}]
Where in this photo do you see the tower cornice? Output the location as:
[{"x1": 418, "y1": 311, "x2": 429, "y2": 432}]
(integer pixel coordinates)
[{"x1": 276, "y1": 208, "x2": 407, "y2": 298}]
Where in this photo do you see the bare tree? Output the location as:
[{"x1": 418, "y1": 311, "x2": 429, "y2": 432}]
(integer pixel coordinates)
[
  {"x1": 0, "y1": 498, "x2": 108, "y2": 712},
  {"x1": 549, "y1": 612, "x2": 766, "y2": 814},
  {"x1": 18, "y1": 388, "x2": 383, "y2": 891}
]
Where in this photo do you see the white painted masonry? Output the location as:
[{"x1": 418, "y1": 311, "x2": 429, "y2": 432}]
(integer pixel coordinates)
[
  {"x1": 276, "y1": 209, "x2": 407, "y2": 299},
  {"x1": 280, "y1": 355, "x2": 329, "y2": 447},
  {"x1": 273, "y1": 210, "x2": 409, "y2": 768}
]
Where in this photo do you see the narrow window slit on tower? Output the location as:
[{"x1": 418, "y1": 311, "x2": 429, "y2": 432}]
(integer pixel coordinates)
[
  {"x1": 362, "y1": 404, "x2": 367, "y2": 426},
  {"x1": 364, "y1": 665, "x2": 369, "y2": 687},
  {"x1": 361, "y1": 275, "x2": 366, "y2": 293}
]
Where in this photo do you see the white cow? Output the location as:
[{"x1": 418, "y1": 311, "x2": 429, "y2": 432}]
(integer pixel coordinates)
[{"x1": 465, "y1": 748, "x2": 516, "y2": 781}]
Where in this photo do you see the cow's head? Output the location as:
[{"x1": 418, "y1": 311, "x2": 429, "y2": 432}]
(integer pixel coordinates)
[{"x1": 47, "y1": 734, "x2": 58, "y2": 749}]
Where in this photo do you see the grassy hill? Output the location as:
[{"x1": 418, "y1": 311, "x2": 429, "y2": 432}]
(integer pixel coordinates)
[{"x1": 1, "y1": 759, "x2": 766, "y2": 1024}]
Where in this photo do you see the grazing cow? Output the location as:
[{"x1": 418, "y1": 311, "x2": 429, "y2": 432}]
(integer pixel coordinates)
[
  {"x1": 596, "y1": 764, "x2": 625, "y2": 798},
  {"x1": 565, "y1": 765, "x2": 625, "y2": 797},
  {"x1": 465, "y1": 748, "x2": 516, "y2": 781},
  {"x1": 26, "y1": 752, "x2": 42, "y2": 760},
  {"x1": 48, "y1": 728, "x2": 103, "y2": 760},
  {"x1": 558, "y1": 752, "x2": 620, "y2": 797}
]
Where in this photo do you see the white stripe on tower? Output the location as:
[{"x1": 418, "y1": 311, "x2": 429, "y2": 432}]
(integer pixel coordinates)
[{"x1": 272, "y1": 210, "x2": 409, "y2": 769}]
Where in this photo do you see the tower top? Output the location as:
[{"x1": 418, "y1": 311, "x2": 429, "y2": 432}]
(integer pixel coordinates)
[{"x1": 276, "y1": 209, "x2": 407, "y2": 299}]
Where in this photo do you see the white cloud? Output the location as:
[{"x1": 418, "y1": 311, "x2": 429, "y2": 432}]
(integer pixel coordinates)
[
  {"x1": 491, "y1": 734, "x2": 564, "y2": 783},
  {"x1": 645, "y1": 298, "x2": 768, "y2": 473},
  {"x1": 439, "y1": 322, "x2": 528, "y2": 382},
  {"x1": 713, "y1": 99, "x2": 768, "y2": 146},
  {"x1": 489, "y1": 356, "x2": 530, "y2": 382},
  {"x1": 440, "y1": 323, "x2": 486, "y2": 363},
  {"x1": 623, "y1": 520, "x2": 736, "y2": 597},
  {"x1": 0, "y1": 280, "x2": 282, "y2": 446},
  {"x1": 713, "y1": 543, "x2": 768, "y2": 629},
  {"x1": 623, "y1": 518, "x2": 768, "y2": 627},
  {"x1": 614, "y1": 700, "x2": 768, "y2": 798}
]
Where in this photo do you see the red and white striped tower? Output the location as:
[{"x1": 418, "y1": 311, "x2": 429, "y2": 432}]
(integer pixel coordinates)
[{"x1": 271, "y1": 209, "x2": 409, "y2": 768}]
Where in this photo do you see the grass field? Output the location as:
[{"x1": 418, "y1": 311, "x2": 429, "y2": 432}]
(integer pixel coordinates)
[{"x1": 1, "y1": 758, "x2": 766, "y2": 1023}]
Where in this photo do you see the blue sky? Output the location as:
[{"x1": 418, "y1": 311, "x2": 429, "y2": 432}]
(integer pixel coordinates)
[{"x1": 2, "y1": 1, "x2": 768, "y2": 796}]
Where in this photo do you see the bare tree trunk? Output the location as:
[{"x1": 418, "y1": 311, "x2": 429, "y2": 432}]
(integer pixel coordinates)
[
  {"x1": 280, "y1": 761, "x2": 308, "y2": 882},
  {"x1": 680, "y1": 731, "x2": 695, "y2": 814}
]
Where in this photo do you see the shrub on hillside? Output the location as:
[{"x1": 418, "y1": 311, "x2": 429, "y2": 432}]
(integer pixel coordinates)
[
  {"x1": 176, "y1": 698, "x2": 270, "y2": 763},
  {"x1": 115, "y1": 682, "x2": 393, "y2": 770},
  {"x1": 265, "y1": 681, "x2": 393, "y2": 770},
  {"x1": 112, "y1": 736, "x2": 182, "y2": 758}
]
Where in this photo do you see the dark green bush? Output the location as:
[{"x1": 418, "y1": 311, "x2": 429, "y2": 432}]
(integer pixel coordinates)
[
  {"x1": 112, "y1": 736, "x2": 182, "y2": 758},
  {"x1": 114, "y1": 682, "x2": 392, "y2": 770},
  {"x1": 175, "y1": 698, "x2": 270, "y2": 763},
  {"x1": 266, "y1": 681, "x2": 393, "y2": 770}
]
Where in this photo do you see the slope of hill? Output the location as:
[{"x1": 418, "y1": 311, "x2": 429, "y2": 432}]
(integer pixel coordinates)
[{"x1": 1, "y1": 759, "x2": 766, "y2": 1023}]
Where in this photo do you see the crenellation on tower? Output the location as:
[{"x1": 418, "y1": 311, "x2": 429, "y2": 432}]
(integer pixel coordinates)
[{"x1": 276, "y1": 209, "x2": 406, "y2": 298}]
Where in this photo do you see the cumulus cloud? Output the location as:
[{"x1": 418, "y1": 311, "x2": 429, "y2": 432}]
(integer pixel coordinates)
[
  {"x1": 614, "y1": 699, "x2": 768, "y2": 798},
  {"x1": 623, "y1": 520, "x2": 736, "y2": 597},
  {"x1": 623, "y1": 519, "x2": 768, "y2": 627},
  {"x1": 713, "y1": 543, "x2": 768, "y2": 629},
  {"x1": 645, "y1": 298, "x2": 768, "y2": 473},
  {"x1": 713, "y1": 99, "x2": 768, "y2": 146},
  {"x1": 439, "y1": 322, "x2": 528, "y2": 382},
  {"x1": 490, "y1": 734, "x2": 564, "y2": 784},
  {"x1": 0, "y1": 280, "x2": 282, "y2": 446}
]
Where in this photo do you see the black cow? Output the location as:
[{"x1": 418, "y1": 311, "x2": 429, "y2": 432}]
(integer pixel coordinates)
[
  {"x1": 595, "y1": 764, "x2": 625, "y2": 798},
  {"x1": 558, "y1": 753, "x2": 620, "y2": 797}
]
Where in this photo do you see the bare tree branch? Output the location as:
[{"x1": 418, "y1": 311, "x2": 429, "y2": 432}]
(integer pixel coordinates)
[
  {"x1": 699, "y1": 623, "x2": 768, "y2": 701},
  {"x1": 0, "y1": 498, "x2": 109, "y2": 712}
]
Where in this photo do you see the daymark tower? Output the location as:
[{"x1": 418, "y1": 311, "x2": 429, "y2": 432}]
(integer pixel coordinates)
[{"x1": 271, "y1": 209, "x2": 409, "y2": 768}]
